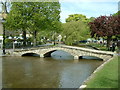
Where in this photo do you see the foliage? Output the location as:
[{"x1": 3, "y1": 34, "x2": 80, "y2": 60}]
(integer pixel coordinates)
[
  {"x1": 89, "y1": 15, "x2": 120, "y2": 48},
  {"x1": 62, "y1": 21, "x2": 90, "y2": 45},
  {"x1": 26, "y1": 2, "x2": 61, "y2": 46},
  {"x1": 5, "y1": 2, "x2": 31, "y2": 46},
  {"x1": 5, "y1": 38, "x2": 12, "y2": 43},
  {"x1": 89, "y1": 15, "x2": 120, "y2": 37},
  {"x1": 5, "y1": 2, "x2": 61, "y2": 46},
  {"x1": 113, "y1": 11, "x2": 120, "y2": 16},
  {"x1": 66, "y1": 14, "x2": 89, "y2": 23},
  {"x1": 6, "y1": 2, "x2": 29, "y2": 30},
  {"x1": 27, "y1": 2, "x2": 61, "y2": 32},
  {"x1": 88, "y1": 17, "x2": 95, "y2": 22}
]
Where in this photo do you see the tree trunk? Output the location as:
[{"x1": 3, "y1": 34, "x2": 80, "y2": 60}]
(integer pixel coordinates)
[
  {"x1": 23, "y1": 30, "x2": 26, "y2": 47},
  {"x1": 53, "y1": 32, "x2": 56, "y2": 45},
  {"x1": 107, "y1": 36, "x2": 112, "y2": 50},
  {"x1": 33, "y1": 30, "x2": 37, "y2": 47}
]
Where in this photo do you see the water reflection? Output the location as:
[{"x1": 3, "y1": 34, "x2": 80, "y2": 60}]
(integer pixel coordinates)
[
  {"x1": 23, "y1": 61, "x2": 33, "y2": 77},
  {"x1": 51, "y1": 50, "x2": 74, "y2": 60},
  {"x1": 2, "y1": 50, "x2": 103, "y2": 88}
]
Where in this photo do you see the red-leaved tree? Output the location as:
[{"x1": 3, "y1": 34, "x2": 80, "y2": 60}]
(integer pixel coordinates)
[{"x1": 89, "y1": 15, "x2": 120, "y2": 49}]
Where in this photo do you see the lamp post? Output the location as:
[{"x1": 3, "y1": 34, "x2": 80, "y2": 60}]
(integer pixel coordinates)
[
  {"x1": 1, "y1": 3, "x2": 7, "y2": 55},
  {"x1": 2, "y1": 20, "x2": 5, "y2": 54}
]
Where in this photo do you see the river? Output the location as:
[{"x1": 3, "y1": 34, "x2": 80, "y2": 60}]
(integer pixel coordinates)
[{"x1": 1, "y1": 50, "x2": 103, "y2": 88}]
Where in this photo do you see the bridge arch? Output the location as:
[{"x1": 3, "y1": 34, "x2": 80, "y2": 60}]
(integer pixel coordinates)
[
  {"x1": 42, "y1": 49, "x2": 75, "y2": 58},
  {"x1": 44, "y1": 50, "x2": 57, "y2": 57},
  {"x1": 22, "y1": 53, "x2": 40, "y2": 57},
  {"x1": 79, "y1": 56, "x2": 103, "y2": 60}
]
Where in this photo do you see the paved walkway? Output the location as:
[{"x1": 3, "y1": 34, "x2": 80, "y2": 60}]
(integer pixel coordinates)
[{"x1": 0, "y1": 50, "x2": 2, "y2": 56}]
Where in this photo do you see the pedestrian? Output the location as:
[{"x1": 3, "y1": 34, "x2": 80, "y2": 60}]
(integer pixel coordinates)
[
  {"x1": 117, "y1": 40, "x2": 120, "y2": 53},
  {"x1": 109, "y1": 42, "x2": 112, "y2": 51},
  {"x1": 112, "y1": 42, "x2": 116, "y2": 52}
]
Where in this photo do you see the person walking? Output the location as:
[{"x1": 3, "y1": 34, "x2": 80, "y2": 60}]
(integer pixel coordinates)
[
  {"x1": 117, "y1": 40, "x2": 120, "y2": 54},
  {"x1": 109, "y1": 42, "x2": 112, "y2": 51},
  {"x1": 112, "y1": 42, "x2": 116, "y2": 52}
]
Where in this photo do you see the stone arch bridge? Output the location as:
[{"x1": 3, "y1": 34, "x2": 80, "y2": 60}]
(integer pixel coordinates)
[{"x1": 10, "y1": 45, "x2": 114, "y2": 61}]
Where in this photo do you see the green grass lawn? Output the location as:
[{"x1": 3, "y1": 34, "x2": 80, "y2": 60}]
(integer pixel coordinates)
[
  {"x1": 76, "y1": 43, "x2": 108, "y2": 51},
  {"x1": 85, "y1": 55, "x2": 118, "y2": 88},
  {"x1": 86, "y1": 43, "x2": 108, "y2": 51}
]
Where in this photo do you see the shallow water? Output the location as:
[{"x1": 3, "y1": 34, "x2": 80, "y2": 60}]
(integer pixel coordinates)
[{"x1": 1, "y1": 50, "x2": 103, "y2": 88}]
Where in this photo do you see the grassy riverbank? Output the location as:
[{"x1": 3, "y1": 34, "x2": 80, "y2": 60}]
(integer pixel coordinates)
[{"x1": 85, "y1": 55, "x2": 118, "y2": 88}]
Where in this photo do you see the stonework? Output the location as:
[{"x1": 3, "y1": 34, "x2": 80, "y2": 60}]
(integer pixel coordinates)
[{"x1": 10, "y1": 45, "x2": 114, "y2": 61}]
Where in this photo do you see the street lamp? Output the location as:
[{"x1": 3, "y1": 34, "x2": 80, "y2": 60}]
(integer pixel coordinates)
[{"x1": 0, "y1": 4, "x2": 7, "y2": 55}]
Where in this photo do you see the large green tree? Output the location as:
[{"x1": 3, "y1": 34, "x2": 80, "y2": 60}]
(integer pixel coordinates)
[
  {"x1": 6, "y1": 2, "x2": 32, "y2": 46},
  {"x1": 28, "y1": 2, "x2": 61, "y2": 46},
  {"x1": 6, "y1": 2, "x2": 61, "y2": 46},
  {"x1": 62, "y1": 21, "x2": 90, "y2": 45}
]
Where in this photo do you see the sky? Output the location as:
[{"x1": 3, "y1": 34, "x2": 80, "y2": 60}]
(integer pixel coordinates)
[
  {"x1": 60, "y1": 0, "x2": 119, "y2": 23},
  {"x1": 0, "y1": 0, "x2": 119, "y2": 23}
]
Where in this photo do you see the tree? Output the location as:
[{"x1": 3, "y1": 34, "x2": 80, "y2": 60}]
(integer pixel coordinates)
[
  {"x1": 113, "y1": 11, "x2": 120, "y2": 16},
  {"x1": 6, "y1": 2, "x2": 61, "y2": 46},
  {"x1": 89, "y1": 15, "x2": 120, "y2": 49},
  {"x1": 62, "y1": 21, "x2": 90, "y2": 45},
  {"x1": 6, "y1": 2, "x2": 31, "y2": 46},
  {"x1": 66, "y1": 14, "x2": 89, "y2": 23},
  {"x1": 27, "y1": 2, "x2": 61, "y2": 46},
  {"x1": 44, "y1": 2, "x2": 61, "y2": 45},
  {"x1": 88, "y1": 17, "x2": 95, "y2": 22}
]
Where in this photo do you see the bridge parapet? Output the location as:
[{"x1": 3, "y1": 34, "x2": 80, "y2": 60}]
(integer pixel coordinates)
[{"x1": 59, "y1": 45, "x2": 113, "y2": 55}]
